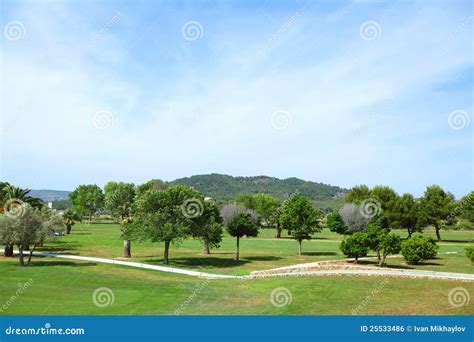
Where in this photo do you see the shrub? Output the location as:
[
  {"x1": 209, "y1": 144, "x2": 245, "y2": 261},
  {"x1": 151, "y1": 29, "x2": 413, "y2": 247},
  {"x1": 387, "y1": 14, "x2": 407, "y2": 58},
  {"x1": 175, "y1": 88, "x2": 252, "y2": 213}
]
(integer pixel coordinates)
[
  {"x1": 339, "y1": 232, "x2": 368, "y2": 263},
  {"x1": 401, "y1": 235, "x2": 438, "y2": 264},
  {"x1": 465, "y1": 246, "x2": 474, "y2": 263}
]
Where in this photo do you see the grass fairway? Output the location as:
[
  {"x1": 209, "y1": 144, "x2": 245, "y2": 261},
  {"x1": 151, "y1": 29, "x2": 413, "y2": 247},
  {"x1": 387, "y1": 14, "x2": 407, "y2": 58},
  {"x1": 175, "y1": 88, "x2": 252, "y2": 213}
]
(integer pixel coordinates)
[
  {"x1": 0, "y1": 258, "x2": 473, "y2": 315},
  {"x1": 34, "y1": 223, "x2": 474, "y2": 276},
  {"x1": 0, "y1": 223, "x2": 473, "y2": 315}
]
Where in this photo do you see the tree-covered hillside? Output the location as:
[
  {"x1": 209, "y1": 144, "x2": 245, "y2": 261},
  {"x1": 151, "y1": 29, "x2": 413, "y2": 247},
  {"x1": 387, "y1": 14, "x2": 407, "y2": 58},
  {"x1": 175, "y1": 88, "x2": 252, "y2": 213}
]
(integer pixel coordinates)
[{"x1": 171, "y1": 174, "x2": 347, "y2": 210}]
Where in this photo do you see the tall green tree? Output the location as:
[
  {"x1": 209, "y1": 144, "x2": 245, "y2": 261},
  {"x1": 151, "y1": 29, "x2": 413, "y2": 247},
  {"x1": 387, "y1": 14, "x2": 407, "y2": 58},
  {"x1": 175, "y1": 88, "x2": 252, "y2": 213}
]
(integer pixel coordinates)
[
  {"x1": 189, "y1": 199, "x2": 224, "y2": 254},
  {"x1": 236, "y1": 193, "x2": 280, "y2": 235},
  {"x1": 459, "y1": 191, "x2": 474, "y2": 224},
  {"x1": 136, "y1": 179, "x2": 169, "y2": 196},
  {"x1": 279, "y1": 195, "x2": 323, "y2": 255},
  {"x1": 130, "y1": 185, "x2": 201, "y2": 264},
  {"x1": 370, "y1": 185, "x2": 399, "y2": 228},
  {"x1": 344, "y1": 185, "x2": 371, "y2": 204},
  {"x1": 390, "y1": 193, "x2": 421, "y2": 236},
  {"x1": 418, "y1": 185, "x2": 457, "y2": 241},
  {"x1": 226, "y1": 212, "x2": 259, "y2": 261},
  {"x1": 326, "y1": 211, "x2": 348, "y2": 235},
  {"x1": 104, "y1": 182, "x2": 136, "y2": 219},
  {"x1": 69, "y1": 184, "x2": 105, "y2": 221}
]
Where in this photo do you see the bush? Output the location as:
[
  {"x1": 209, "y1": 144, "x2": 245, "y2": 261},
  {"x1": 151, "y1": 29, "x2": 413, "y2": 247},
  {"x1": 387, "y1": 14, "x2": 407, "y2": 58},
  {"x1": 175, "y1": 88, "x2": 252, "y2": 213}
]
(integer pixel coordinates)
[
  {"x1": 401, "y1": 235, "x2": 438, "y2": 264},
  {"x1": 465, "y1": 246, "x2": 474, "y2": 263},
  {"x1": 339, "y1": 232, "x2": 368, "y2": 263}
]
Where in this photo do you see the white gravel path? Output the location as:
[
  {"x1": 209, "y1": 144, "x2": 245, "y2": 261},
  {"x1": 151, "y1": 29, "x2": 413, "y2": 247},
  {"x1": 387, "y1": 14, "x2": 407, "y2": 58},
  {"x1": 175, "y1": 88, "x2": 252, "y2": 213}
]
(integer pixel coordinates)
[{"x1": 3, "y1": 250, "x2": 473, "y2": 281}]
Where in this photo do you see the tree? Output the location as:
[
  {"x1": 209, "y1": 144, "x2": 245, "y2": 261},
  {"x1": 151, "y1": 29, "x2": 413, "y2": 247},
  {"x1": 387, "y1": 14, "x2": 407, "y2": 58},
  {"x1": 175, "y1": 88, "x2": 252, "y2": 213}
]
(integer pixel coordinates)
[
  {"x1": 339, "y1": 203, "x2": 370, "y2": 232},
  {"x1": 63, "y1": 209, "x2": 80, "y2": 234},
  {"x1": 220, "y1": 203, "x2": 258, "y2": 225},
  {"x1": 418, "y1": 185, "x2": 457, "y2": 241},
  {"x1": 465, "y1": 245, "x2": 474, "y2": 263},
  {"x1": 236, "y1": 193, "x2": 280, "y2": 236},
  {"x1": 401, "y1": 235, "x2": 438, "y2": 264},
  {"x1": 226, "y1": 212, "x2": 259, "y2": 261},
  {"x1": 1, "y1": 183, "x2": 44, "y2": 256},
  {"x1": 390, "y1": 193, "x2": 421, "y2": 236},
  {"x1": 104, "y1": 182, "x2": 136, "y2": 219},
  {"x1": 0, "y1": 204, "x2": 62, "y2": 266},
  {"x1": 370, "y1": 185, "x2": 399, "y2": 229},
  {"x1": 344, "y1": 185, "x2": 371, "y2": 204},
  {"x1": 326, "y1": 211, "x2": 348, "y2": 235},
  {"x1": 459, "y1": 191, "x2": 474, "y2": 224},
  {"x1": 189, "y1": 199, "x2": 224, "y2": 254},
  {"x1": 69, "y1": 184, "x2": 105, "y2": 221},
  {"x1": 378, "y1": 232, "x2": 402, "y2": 266},
  {"x1": 279, "y1": 195, "x2": 322, "y2": 255},
  {"x1": 136, "y1": 179, "x2": 169, "y2": 196},
  {"x1": 130, "y1": 185, "x2": 201, "y2": 264},
  {"x1": 339, "y1": 232, "x2": 368, "y2": 263}
]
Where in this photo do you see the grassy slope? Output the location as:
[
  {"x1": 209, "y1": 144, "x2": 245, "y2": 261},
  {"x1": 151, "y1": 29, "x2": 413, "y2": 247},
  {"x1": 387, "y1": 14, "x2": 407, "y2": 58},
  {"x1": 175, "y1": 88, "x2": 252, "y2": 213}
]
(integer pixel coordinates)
[
  {"x1": 35, "y1": 223, "x2": 474, "y2": 276},
  {"x1": 0, "y1": 258, "x2": 472, "y2": 315}
]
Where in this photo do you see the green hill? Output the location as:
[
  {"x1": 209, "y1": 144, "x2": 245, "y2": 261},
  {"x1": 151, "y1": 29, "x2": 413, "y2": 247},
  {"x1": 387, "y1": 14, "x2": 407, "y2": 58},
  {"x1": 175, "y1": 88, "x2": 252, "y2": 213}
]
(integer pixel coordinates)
[{"x1": 171, "y1": 174, "x2": 347, "y2": 211}]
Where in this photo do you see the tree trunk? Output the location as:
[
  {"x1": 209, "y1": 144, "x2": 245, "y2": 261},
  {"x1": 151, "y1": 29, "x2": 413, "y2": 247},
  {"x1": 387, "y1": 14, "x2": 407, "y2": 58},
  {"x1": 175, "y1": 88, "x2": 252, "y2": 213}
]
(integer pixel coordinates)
[
  {"x1": 27, "y1": 245, "x2": 36, "y2": 266},
  {"x1": 24, "y1": 244, "x2": 30, "y2": 251},
  {"x1": 354, "y1": 256, "x2": 358, "y2": 264},
  {"x1": 379, "y1": 254, "x2": 386, "y2": 267},
  {"x1": 376, "y1": 249, "x2": 381, "y2": 264},
  {"x1": 202, "y1": 240, "x2": 210, "y2": 255},
  {"x1": 298, "y1": 240, "x2": 302, "y2": 256},
  {"x1": 435, "y1": 226, "x2": 442, "y2": 241},
  {"x1": 66, "y1": 224, "x2": 72, "y2": 234},
  {"x1": 407, "y1": 227, "x2": 412, "y2": 237},
  {"x1": 89, "y1": 213, "x2": 93, "y2": 222},
  {"x1": 18, "y1": 246, "x2": 25, "y2": 267},
  {"x1": 275, "y1": 223, "x2": 281, "y2": 238},
  {"x1": 163, "y1": 240, "x2": 170, "y2": 264},
  {"x1": 236, "y1": 236, "x2": 240, "y2": 261},
  {"x1": 123, "y1": 240, "x2": 131, "y2": 258},
  {"x1": 4, "y1": 244, "x2": 13, "y2": 257}
]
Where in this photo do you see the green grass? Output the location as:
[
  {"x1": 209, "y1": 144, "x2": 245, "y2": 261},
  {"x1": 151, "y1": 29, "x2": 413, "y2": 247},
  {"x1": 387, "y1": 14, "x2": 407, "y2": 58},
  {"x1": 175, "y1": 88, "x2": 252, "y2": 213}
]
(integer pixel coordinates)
[
  {"x1": 34, "y1": 223, "x2": 474, "y2": 276},
  {"x1": 1, "y1": 223, "x2": 472, "y2": 315},
  {"x1": 0, "y1": 257, "x2": 472, "y2": 315}
]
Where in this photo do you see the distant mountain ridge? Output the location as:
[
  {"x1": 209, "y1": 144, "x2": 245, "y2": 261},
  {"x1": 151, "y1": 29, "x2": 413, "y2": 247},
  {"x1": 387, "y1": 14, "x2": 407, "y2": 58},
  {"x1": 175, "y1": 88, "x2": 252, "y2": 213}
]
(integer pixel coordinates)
[
  {"x1": 171, "y1": 174, "x2": 347, "y2": 203},
  {"x1": 29, "y1": 190, "x2": 70, "y2": 202},
  {"x1": 31, "y1": 174, "x2": 347, "y2": 210}
]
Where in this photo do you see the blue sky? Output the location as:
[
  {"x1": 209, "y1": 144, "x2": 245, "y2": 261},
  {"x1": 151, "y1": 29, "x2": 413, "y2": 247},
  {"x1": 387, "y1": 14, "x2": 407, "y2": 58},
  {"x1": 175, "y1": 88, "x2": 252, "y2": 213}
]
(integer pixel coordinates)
[{"x1": 1, "y1": 0, "x2": 472, "y2": 197}]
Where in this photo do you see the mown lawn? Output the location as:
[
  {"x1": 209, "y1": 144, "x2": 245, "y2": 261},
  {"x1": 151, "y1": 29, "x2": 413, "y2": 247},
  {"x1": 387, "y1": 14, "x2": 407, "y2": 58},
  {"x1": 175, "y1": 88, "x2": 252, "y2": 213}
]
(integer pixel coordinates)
[
  {"x1": 32, "y1": 223, "x2": 474, "y2": 276},
  {"x1": 0, "y1": 258, "x2": 472, "y2": 315}
]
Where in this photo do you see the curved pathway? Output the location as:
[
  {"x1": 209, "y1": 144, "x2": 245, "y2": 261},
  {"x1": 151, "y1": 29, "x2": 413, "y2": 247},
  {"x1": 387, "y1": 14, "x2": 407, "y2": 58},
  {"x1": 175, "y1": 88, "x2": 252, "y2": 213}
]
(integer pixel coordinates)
[{"x1": 3, "y1": 250, "x2": 474, "y2": 281}]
